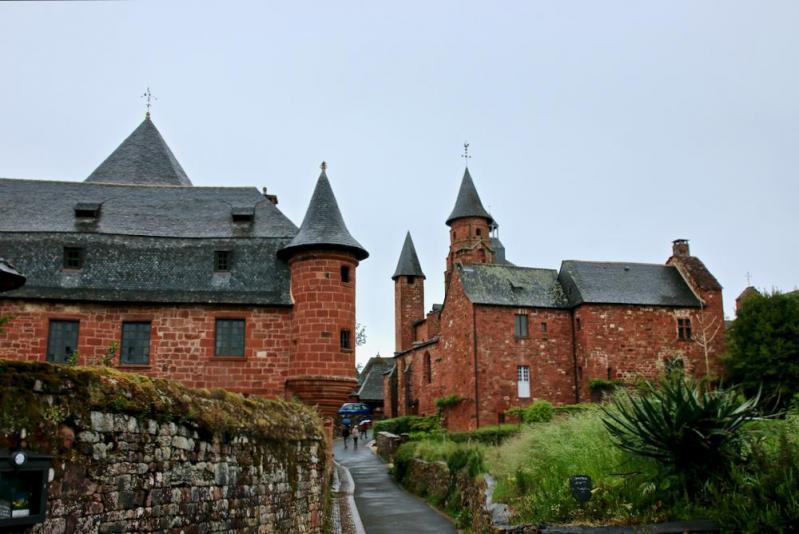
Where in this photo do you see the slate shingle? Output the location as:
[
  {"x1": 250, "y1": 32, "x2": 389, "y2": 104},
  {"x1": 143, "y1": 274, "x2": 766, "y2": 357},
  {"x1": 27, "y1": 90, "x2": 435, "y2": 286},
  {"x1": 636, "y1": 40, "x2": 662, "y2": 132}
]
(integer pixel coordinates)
[
  {"x1": 392, "y1": 232, "x2": 425, "y2": 280},
  {"x1": 446, "y1": 168, "x2": 493, "y2": 225},
  {"x1": 457, "y1": 264, "x2": 568, "y2": 308}
]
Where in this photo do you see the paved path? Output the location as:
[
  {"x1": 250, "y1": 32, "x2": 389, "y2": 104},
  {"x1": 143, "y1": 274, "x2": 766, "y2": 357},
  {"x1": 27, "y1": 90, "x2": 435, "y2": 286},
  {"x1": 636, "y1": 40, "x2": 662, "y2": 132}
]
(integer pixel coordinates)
[{"x1": 333, "y1": 438, "x2": 456, "y2": 534}]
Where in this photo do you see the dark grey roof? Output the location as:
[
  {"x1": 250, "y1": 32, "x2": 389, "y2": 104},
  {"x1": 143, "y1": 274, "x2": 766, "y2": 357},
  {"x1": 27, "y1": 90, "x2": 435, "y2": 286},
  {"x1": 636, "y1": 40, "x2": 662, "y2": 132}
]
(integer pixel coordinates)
[
  {"x1": 0, "y1": 257, "x2": 26, "y2": 292},
  {"x1": 457, "y1": 264, "x2": 568, "y2": 308},
  {"x1": 0, "y1": 177, "x2": 299, "y2": 305},
  {"x1": 86, "y1": 115, "x2": 192, "y2": 186},
  {"x1": 490, "y1": 237, "x2": 513, "y2": 266},
  {"x1": 0, "y1": 178, "x2": 297, "y2": 238},
  {"x1": 392, "y1": 232, "x2": 425, "y2": 280},
  {"x1": 446, "y1": 168, "x2": 492, "y2": 225},
  {"x1": 278, "y1": 171, "x2": 368, "y2": 260},
  {"x1": 0, "y1": 233, "x2": 292, "y2": 305},
  {"x1": 558, "y1": 261, "x2": 701, "y2": 308},
  {"x1": 356, "y1": 357, "x2": 391, "y2": 401}
]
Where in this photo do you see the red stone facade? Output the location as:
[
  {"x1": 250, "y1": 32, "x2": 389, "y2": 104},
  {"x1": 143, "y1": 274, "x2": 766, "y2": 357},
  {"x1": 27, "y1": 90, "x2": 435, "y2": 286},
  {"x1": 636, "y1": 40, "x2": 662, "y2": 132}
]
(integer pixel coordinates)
[
  {"x1": 0, "y1": 250, "x2": 362, "y2": 417},
  {"x1": 387, "y1": 214, "x2": 726, "y2": 431}
]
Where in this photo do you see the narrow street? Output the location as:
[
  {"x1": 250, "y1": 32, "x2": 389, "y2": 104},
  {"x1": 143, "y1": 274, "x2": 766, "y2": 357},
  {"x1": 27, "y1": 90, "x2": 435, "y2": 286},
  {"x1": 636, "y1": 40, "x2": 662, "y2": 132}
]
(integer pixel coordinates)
[{"x1": 333, "y1": 438, "x2": 457, "y2": 534}]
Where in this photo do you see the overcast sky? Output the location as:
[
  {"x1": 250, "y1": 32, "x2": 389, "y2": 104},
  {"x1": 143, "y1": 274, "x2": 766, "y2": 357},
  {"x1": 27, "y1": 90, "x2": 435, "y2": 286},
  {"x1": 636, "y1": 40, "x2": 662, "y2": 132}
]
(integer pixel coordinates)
[{"x1": 1, "y1": 1, "x2": 797, "y2": 366}]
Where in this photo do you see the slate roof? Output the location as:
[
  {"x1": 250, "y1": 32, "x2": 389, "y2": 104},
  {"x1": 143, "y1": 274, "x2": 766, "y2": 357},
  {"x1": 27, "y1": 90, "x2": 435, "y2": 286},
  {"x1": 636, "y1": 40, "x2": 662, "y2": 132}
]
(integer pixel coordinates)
[
  {"x1": 356, "y1": 356, "x2": 391, "y2": 401},
  {"x1": 0, "y1": 179, "x2": 297, "y2": 238},
  {"x1": 457, "y1": 264, "x2": 568, "y2": 308},
  {"x1": 446, "y1": 168, "x2": 493, "y2": 225},
  {"x1": 558, "y1": 261, "x2": 701, "y2": 308},
  {"x1": 0, "y1": 178, "x2": 298, "y2": 305},
  {"x1": 279, "y1": 171, "x2": 368, "y2": 260},
  {"x1": 85, "y1": 115, "x2": 192, "y2": 186},
  {"x1": 490, "y1": 237, "x2": 513, "y2": 266},
  {"x1": 671, "y1": 256, "x2": 722, "y2": 291},
  {"x1": 392, "y1": 232, "x2": 425, "y2": 280}
]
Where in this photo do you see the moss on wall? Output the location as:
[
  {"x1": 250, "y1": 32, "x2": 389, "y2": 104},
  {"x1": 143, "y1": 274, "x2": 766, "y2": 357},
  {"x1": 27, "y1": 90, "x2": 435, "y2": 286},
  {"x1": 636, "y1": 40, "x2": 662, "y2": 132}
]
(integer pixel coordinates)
[{"x1": 0, "y1": 359, "x2": 325, "y2": 452}]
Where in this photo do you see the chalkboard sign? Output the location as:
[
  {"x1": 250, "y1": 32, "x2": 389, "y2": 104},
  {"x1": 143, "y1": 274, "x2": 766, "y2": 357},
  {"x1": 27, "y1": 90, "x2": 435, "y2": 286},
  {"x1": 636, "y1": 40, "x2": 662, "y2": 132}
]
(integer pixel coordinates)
[{"x1": 569, "y1": 475, "x2": 592, "y2": 504}]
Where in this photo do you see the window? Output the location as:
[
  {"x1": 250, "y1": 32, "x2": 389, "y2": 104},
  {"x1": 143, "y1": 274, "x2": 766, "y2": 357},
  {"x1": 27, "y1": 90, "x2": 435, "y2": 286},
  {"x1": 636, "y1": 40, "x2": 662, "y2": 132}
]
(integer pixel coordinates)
[
  {"x1": 540, "y1": 321, "x2": 548, "y2": 334},
  {"x1": 47, "y1": 320, "x2": 79, "y2": 363},
  {"x1": 214, "y1": 251, "x2": 231, "y2": 272},
  {"x1": 341, "y1": 265, "x2": 350, "y2": 283},
  {"x1": 677, "y1": 318, "x2": 692, "y2": 340},
  {"x1": 476, "y1": 228, "x2": 482, "y2": 236},
  {"x1": 514, "y1": 314, "x2": 529, "y2": 338},
  {"x1": 407, "y1": 276, "x2": 415, "y2": 285},
  {"x1": 517, "y1": 366, "x2": 530, "y2": 398},
  {"x1": 576, "y1": 317, "x2": 582, "y2": 331},
  {"x1": 424, "y1": 352, "x2": 432, "y2": 384},
  {"x1": 121, "y1": 322, "x2": 151, "y2": 365},
  {"x1": 340, "y1": 329, "x2": 352, "y2": 350},
  {"x1": 215, "y1": 319, "x2": 245, "y2": 357},
  {"x1": 63, "y1": 247, "x2": 83, "y2": 270}
]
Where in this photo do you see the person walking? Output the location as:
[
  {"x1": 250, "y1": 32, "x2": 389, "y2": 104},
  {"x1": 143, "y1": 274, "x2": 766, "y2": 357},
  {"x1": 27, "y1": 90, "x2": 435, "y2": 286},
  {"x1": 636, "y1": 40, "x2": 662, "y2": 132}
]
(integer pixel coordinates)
[
  {"x1": 342, "y1": 424, "x2": 351, "y2": 449},
  {"x1": 352, "y1": 426, "x2": 360, "y2": 449}
]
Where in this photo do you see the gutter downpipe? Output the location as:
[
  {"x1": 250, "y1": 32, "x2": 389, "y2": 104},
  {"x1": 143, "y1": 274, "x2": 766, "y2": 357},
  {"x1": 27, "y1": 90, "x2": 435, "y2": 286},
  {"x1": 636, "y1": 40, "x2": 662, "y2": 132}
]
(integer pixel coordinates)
[
  {"x1": 571, "y1": 308, "x2": 580, "y2": 403},
  {"x1": 473, "y1": 304, "x2": 480, "y2": 427}
]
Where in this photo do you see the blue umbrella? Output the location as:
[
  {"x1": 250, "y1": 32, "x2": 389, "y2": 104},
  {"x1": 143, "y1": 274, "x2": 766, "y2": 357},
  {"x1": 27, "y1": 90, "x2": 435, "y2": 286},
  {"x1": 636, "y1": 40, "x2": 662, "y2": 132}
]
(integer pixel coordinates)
[{"x1": 337, "y1": 402, "x2": 372, "y2": 415}]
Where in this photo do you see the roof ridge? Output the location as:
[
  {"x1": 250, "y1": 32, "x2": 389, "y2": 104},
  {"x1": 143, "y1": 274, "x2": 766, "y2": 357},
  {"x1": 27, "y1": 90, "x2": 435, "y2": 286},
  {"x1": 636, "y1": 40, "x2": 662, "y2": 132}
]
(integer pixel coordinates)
[{"x1": 562, "y1": 259, "x2": 673, "y2": 268}]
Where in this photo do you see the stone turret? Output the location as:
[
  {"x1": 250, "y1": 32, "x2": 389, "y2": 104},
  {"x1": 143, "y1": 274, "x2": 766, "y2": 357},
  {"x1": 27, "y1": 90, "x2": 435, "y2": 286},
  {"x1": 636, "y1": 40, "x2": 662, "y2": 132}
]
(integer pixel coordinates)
[
  {"x1": 393, "y1": 232, "x2": 425, "y2": 352},
  {"x1": 445, "y1": 168, "x2": 494, "y2": 287},
  {"x1": 279, "y1": 165, "x2": 368, "y2": 417}
]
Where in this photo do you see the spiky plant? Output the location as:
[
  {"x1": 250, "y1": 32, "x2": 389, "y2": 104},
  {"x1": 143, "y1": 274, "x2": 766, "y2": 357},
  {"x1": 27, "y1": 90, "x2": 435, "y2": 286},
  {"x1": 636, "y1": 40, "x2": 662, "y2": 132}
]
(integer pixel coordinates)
[{"x1": 601, "y1": 377, "x2": 759, "y2": 491}]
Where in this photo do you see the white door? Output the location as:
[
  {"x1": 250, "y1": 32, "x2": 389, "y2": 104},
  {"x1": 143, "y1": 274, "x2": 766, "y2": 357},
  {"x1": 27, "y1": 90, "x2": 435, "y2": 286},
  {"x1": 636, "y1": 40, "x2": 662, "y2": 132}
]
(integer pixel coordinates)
[{"x1": 517, "y1": 365, "x2": 530, "y2": 398}]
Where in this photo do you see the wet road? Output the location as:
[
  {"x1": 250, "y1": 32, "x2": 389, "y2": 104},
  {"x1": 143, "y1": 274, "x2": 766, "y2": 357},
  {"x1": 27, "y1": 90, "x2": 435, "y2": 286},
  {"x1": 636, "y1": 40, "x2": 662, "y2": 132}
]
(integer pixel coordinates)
[{"x1": 333, "y1": 438, "x2": 456, "y2": 534}]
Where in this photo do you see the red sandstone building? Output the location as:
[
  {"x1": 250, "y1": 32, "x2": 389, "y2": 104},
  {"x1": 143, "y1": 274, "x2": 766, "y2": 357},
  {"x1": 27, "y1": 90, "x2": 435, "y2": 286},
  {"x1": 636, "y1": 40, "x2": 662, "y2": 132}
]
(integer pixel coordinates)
[
  {"x1": 385, "y1": 168, "x2": 725, "y2": 430},
  {"x1": 0, "y1": 114, "x2": 367, "y2": 417}
]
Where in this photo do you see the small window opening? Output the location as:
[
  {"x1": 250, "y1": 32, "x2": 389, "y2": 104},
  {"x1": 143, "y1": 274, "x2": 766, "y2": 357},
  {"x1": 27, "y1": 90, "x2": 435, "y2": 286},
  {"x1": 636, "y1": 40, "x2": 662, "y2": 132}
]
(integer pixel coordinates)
[
  {"x1": 424, "y1": 352, "x2": 432, "y2": 384},
  {"x1": 540, "y1": 321, "x2": 548, "y2": 334},
  {"x1": 341, "y1": 265, "x2": 351, "y2": 283},
  {"x1": 514, "y1": 314, "x2": 528, "y2": 338},
  {"x1": 677, "y1": 318, "x2": 692, "y2": 340},
  {"x1": 407, "y1": 276, "x2": 415, "y2": 285},
  {"x1": 340, "y1": 329, "x2": 352, "y2": 350},
  {"x1": 476, "y1": 228, "x2": 482, "y2": 236},
  {"x1": 576, "y1": 317, "x2": 582, "y2": 331},
  {"x1": 214, "y1": 250, "x2": 232, "y2": 272},
  {"x1": 63, "y1": 247, "x2": 84, "y2": 270},
  {"x1": 607, "y1": 366, "x2": 613, "y2": 379},
  {"x1": 231, "y1": 207, "x2": 255, "y2": 223}
]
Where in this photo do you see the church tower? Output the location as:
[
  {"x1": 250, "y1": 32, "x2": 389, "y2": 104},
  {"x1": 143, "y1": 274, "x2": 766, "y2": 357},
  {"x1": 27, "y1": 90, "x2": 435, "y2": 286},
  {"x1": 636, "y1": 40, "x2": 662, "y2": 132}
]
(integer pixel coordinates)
[
  {"x1": 445, "y1": 168, "x2": 494, "y2": 287},
  {"x1": 278, "y1": 165, "x2": 368, "y2": 417},
  {"x1": 392, "y1": 232, "x2": 425, "y2": 353}
]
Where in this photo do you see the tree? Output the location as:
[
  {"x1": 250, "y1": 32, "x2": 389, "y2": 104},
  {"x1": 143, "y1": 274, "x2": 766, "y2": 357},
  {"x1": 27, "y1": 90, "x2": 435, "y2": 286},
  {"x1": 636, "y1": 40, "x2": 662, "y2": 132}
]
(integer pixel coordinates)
[
  {"x1": 724, "y1": 291, "x2": 799, "y2": 410},
  {"x1": 355, "y1": 322, "x2": 367, "y2": 347},
  {"x1": 694, "y1": 303, "x2": 722, "y2": 376}
]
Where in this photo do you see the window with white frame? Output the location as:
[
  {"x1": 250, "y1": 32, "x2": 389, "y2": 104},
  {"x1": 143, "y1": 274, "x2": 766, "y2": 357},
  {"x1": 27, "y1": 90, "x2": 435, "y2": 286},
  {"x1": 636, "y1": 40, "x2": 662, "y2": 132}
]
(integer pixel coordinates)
[{"x1": 517, "y1": 365, "x2": 530, "y2": 398}]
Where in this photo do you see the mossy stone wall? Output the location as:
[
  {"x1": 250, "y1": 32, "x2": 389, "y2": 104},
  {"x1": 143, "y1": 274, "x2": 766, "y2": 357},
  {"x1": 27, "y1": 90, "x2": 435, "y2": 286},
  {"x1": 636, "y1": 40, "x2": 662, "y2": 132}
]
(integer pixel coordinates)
[{"x1": 0, "y1": 361, "x2": 328, "y2": 533}]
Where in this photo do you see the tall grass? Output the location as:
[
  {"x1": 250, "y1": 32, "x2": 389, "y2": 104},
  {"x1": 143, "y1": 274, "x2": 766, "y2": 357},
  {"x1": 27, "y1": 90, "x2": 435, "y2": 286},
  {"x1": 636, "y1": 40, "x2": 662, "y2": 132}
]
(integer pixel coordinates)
[{"x1": 485, "y1": 411, "x2": 666, "y2": 525}]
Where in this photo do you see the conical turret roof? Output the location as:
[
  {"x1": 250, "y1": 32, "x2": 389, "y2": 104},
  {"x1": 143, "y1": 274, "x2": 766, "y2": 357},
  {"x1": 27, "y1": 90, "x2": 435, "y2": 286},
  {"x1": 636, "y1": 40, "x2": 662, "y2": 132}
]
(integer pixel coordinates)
[
  {"x1": 392, "y1": 232, "x2": 425, "y2": 280},
  {"x1": 278, "y1": 169, "x2": 368, "y2": 260},
  {"x1": 85, "y1": 114, "x2": 192, "y2": 186},
  {"x1": 446, "y1": 167, "x2": 492, "y2": 225}
]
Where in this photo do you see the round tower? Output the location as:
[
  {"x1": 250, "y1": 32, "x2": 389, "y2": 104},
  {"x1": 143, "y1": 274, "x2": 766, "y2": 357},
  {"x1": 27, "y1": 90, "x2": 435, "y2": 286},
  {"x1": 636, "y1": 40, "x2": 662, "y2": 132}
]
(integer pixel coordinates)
[
  {"x1": 445, "y1": 167, "x2": 494, "y2": 286},
  {"x1": 278, "y1": 164, "x2": 369, "y2": 418},
  {"x1": 392, "y1": 231, "x2": 426, "y2": 353}
]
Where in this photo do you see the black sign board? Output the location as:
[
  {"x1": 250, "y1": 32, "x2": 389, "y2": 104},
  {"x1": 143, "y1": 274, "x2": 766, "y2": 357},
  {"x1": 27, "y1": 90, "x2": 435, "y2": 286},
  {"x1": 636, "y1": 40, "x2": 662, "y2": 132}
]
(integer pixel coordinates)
[
  {"x1": 569, "y1": 474, "x2": 592, "y2": 504},
  {"x1": 0, "y1": 450, "x2": 51, "y2": 528}
]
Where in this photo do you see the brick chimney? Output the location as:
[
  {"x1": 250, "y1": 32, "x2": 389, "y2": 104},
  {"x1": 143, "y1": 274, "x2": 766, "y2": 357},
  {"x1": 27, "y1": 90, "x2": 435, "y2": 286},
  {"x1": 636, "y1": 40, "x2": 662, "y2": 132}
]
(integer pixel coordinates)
[{"x1": 672, "y1": 239, "x2": 690, "y2": 257}]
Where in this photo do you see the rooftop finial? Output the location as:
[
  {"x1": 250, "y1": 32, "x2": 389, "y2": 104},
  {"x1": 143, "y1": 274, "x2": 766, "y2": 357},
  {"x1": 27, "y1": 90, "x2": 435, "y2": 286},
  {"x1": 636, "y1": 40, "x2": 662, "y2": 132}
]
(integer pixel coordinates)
[
  {"x1": 320, "y1": 161, "x2": 328, "y2": 173},
  {"x1": 746, "y1": 271, "x2": 752, "y2": 286},
  {"x1": 461, "y1": 142, "x2": 471, "y2": 166},
  {"x1": 141, "y1": 87, "x2": 156, "y2": 118}
]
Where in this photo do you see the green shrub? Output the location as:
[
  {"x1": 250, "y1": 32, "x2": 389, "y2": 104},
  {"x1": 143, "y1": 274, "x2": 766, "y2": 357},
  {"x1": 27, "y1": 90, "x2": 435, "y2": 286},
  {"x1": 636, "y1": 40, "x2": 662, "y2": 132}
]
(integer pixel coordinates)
[
  {"x1": 392, "y1": 441, "x2": 418, "y2": 481},
  {"x1": 435, "y1": 394, "x2": 464, "y2": 409},
  {"x1": 589, "y1": 378, "x2": 623, "y2": 393},
  {"x1": 523, "y1": 400, "x2": 554, "y2": 423},
  {"x1": 374, "y1": 415, "x2": 439, "y2": 435},
  {"x1": 602, "y1": 377, "x2": 759, "y2": 492},
  {"x1": 449, "y1": 424, "x2": 521, "y2": 445}
]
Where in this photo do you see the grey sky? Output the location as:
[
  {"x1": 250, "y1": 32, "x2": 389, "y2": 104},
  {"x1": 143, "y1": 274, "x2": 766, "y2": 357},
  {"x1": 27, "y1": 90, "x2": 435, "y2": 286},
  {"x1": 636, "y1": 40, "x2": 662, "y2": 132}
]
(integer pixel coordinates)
[{"x1": 1, "y1": 1, "x2": 797, "y2": 366}]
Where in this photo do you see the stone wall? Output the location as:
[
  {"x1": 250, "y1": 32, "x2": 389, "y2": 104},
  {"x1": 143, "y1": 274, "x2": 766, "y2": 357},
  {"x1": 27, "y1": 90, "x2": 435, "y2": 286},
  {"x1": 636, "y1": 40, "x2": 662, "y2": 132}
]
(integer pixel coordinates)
[{"x1": 0, "y1": 360, "x2": 329, "y2": 533}]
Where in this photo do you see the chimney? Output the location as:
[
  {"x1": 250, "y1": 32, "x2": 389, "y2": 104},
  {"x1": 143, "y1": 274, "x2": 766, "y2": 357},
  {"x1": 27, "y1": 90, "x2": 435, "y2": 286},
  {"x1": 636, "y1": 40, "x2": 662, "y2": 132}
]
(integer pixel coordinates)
[
  {"x1": 262, "y1": 187, "x2": 279, "y2": 205},
  {"x1": 672, "y1": 239, "x2": 690, "y2": 257}
]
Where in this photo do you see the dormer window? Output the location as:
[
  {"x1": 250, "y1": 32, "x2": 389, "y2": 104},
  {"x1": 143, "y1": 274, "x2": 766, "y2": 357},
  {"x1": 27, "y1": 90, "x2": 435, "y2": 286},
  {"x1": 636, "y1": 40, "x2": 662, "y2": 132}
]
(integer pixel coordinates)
[
  {"x1": 63, "y1": 247, "x2": 84, "y2": 270},
  {"x1": 231, "y1": 207, "x2": 255, "y2": 223},
  {"x1": 214, "y1": 250, "x2": 232, "y2": 272},
  {"x1": 74, "y1": 202, "x2": 101, "y2": 219}
]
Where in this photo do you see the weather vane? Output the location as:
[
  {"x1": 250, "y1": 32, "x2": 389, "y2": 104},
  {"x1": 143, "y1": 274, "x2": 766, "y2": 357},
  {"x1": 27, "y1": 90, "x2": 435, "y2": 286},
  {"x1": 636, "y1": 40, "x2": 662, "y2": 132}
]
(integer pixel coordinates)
[
  {"x1": 320, "y1": 161, "x2": 328, "y2": 172},
  {"x1": 141, "y1": 87, "x2": 156, "y2": 117},
  {"x1": 746, "y1": 271, "x2": 752, "y2": 286},
  {"x1": 461, "y1": 142, "x2": 471, "y2": 164}
]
